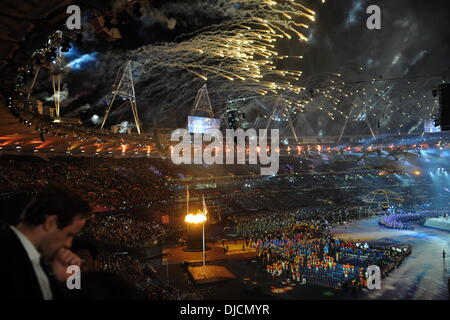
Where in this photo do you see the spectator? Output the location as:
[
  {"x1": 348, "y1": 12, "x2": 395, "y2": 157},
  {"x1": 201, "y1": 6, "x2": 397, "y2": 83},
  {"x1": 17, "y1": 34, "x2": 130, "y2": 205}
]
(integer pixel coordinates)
[
  {"x1": 0, "y1": 184, "x2": 91, "y2": 300},
  {"x1": 71, "y1": 239, "x2": 100, "y2": 273}
]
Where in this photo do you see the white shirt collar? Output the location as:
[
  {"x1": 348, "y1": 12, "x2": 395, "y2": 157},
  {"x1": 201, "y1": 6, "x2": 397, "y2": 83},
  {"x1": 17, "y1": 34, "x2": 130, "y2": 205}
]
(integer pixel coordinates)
[{"x1": 10, "y1": 225, "x2": 41, "y2": 262}]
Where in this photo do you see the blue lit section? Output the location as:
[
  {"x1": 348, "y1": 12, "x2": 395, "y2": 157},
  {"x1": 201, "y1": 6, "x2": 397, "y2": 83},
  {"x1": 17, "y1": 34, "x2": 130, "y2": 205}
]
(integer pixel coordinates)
[
  {"x1": 63, "y1": 44, "x2": 98, "y2": 70},
  {"x1": 67, "y1": 53, "x2": 98, "y2": 70},
  {"x1": 345, "y1": 0, "x2": 364, "y2": 27},
  {"x1": 62, "y1": 44, "x2": 80, "y2": 59}
]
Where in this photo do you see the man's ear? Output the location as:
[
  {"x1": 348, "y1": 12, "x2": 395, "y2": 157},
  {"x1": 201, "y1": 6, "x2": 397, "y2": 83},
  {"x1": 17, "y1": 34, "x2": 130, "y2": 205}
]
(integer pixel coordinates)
[{"x1": 42, "y1": 215, "x2": 58, "y2": 232}]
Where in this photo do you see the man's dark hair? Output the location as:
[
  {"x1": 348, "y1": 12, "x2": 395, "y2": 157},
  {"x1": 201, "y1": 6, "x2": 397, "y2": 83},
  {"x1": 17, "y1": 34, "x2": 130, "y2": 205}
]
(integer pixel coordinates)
[
  {"x1": 21, "y1": 184, "x2": 91, "y2": 229},
  {"x1": 71, "y1": 239, "x2": 99, "y2": 260}
]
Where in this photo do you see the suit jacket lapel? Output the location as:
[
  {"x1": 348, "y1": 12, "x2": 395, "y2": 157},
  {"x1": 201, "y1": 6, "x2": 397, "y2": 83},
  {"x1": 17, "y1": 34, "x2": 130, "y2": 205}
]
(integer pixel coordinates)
[{"x1": 6, "y1": 228, "x2": 44, "y2": 299}]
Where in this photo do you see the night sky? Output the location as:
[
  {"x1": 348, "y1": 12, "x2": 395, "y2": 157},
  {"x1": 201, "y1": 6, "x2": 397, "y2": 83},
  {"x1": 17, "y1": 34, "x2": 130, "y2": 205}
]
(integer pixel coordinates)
[{"x1": 33, "y1": 0, "x2": 450, "y2": 136}]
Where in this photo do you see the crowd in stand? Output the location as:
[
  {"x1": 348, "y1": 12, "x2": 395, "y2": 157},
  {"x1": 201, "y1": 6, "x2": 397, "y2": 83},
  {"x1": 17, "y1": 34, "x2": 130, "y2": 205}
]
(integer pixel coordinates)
[
  {"x1": 97, "y1": 253, "x2": 189, "y2": 300},
  {"x1": 2, "y1": 102, "x2": 449, "y2": 300},
  {"x1": 234, "y1": 207, "x2": 410, "y2": 291},
  {"x1": 0, "y1": 152, "x2": 441, "y2": 299},
  {"x1": 0, "y1": 156, "x2": 170, "y2": 210},
  {"x1": 80, "y1": 213, "x2": 168, "y2": 249},
  {"x1": 235, "y1": 206, "x2": 374, "y2": 238}
]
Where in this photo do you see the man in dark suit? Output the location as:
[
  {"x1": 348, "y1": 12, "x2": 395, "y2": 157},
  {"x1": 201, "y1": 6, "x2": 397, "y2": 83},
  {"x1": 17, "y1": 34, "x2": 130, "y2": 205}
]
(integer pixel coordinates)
[{"x1": 0, "y1": 184, "x2": 92, "y2": 300}]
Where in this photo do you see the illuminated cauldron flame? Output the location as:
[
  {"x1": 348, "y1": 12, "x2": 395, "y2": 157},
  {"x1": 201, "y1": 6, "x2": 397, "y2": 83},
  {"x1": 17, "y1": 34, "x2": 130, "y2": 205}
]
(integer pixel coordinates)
[{"x1": 185, "y1": 211, "x2": 206, "y2": 224}]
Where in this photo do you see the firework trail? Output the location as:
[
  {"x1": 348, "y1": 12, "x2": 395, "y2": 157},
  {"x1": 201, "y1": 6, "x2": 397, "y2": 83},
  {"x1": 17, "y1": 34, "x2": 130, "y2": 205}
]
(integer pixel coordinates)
[
  {"x1": 28, "y1": 0, "x2": 438, "y2": 135},
  {"x1": 72, "y1": 0, "x2": 326, "y2": 127}
]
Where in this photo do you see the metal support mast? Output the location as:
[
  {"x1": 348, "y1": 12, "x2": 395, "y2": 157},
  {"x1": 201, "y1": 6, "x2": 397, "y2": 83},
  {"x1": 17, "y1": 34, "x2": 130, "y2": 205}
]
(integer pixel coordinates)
[
  {"x1": 101, "y1": 60, "x2": 142, "y2": 134},
  {"x1": 190, "y1": 84, "x2": 214, "y2": 118},
  {"x1": 265, "y1": 95, "x2": 298, "y2": 143},
  {"x1": 51, "y1": 31, "x2": 64, "y2": 119}
]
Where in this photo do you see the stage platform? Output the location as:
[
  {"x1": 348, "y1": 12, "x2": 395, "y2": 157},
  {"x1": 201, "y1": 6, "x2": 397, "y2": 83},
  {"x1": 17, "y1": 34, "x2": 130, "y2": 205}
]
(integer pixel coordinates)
[
  {"x1": 424, "y1": 217, "x2": 450, "y2": 232},
  {"x1": 187, "y1": 265, "x2": 236, "y2": 285},
  {"x1": 163, "y1": 244, "x2": 226, "y2": 264}
]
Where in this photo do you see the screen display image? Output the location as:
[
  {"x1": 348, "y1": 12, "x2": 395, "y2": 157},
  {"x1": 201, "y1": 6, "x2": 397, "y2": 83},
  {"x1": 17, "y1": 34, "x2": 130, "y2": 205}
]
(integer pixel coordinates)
[
  {"x1": 187, "y1": 116, "x2": 221, "y2": 134},
  {"x1": 424, "y1": 120, "x2": 441, "y2": 133}
]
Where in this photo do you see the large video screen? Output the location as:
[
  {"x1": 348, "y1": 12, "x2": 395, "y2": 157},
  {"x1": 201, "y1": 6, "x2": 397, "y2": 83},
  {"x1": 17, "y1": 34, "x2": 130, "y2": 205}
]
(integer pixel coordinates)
[
  {"x1": 188, "y1": 116, "x2": 220, "y2": 134},
  {"x1": 424, "y1": 120, "x2": 441, "y2": 133}
]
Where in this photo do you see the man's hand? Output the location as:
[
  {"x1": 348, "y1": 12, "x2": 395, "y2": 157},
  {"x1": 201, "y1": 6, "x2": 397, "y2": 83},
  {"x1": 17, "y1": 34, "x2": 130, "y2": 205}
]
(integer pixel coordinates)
[{"x1": 52, "y1": 248, "x2": 82, "y2": 282}]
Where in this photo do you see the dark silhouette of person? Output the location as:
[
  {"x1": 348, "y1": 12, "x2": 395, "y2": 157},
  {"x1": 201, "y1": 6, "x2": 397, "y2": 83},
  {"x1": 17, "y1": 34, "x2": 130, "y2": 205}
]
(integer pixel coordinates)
[
  {"x1": 0, "y1": 185, "x2": 92, "y2": 300},
  {"x1": 71, "y1": 239, "x2": 100, "y2": 273}
]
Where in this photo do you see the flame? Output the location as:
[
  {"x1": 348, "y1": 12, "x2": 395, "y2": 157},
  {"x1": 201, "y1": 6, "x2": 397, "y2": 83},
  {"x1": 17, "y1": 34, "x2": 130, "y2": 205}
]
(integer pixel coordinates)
[{"x1": 185, "y1": 211, "x2": 207, "y2": 224}]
